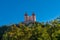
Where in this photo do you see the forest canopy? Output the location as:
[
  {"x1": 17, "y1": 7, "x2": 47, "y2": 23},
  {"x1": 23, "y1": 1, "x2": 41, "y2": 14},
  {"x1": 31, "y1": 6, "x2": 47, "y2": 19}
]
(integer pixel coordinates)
[{"x1": 0, "y1": 17, "x2": 60, "y2": 40}]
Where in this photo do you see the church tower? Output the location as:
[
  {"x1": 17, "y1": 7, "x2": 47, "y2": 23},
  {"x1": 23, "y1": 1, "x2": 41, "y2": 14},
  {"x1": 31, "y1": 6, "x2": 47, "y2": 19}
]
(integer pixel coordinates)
[
  {"x1": 24, "y1": 13, "x2": 29, "y2": 22},
  {"x1": 32, "y1": 13, "x2": 36, "y2": 22}
]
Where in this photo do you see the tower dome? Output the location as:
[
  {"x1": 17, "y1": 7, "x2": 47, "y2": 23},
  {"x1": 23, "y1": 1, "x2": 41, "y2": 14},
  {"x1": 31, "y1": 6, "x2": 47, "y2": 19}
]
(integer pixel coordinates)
[
  {"x1": 25, "y1": 13, "x2": 28, "y2": 16},
  {"x1": 32, "y1": 12, "x2": 35, "y2": 16}
]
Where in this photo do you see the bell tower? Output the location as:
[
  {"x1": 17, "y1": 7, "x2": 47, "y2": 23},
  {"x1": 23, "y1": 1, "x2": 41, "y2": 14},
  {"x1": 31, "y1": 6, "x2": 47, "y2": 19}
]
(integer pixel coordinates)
[
  {"x1": 32, "y1": 13, "x2": 36, "y2": 22},
  {"x1": 24, "y1": 13, "x2": 29, "y2": 22}
]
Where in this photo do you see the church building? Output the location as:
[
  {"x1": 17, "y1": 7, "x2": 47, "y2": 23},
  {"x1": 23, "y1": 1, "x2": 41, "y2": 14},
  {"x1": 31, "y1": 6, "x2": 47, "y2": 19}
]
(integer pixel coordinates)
[{"x1": 24, "y1": 12, "x2": 36, "y2": 24}]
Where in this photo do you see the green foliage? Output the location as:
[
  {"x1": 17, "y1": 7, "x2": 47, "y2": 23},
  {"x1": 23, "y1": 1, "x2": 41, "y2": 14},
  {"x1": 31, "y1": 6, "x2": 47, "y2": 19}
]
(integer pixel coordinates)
[{"x1": 0, "y1": 18, "x2": 60, "y2": 40}]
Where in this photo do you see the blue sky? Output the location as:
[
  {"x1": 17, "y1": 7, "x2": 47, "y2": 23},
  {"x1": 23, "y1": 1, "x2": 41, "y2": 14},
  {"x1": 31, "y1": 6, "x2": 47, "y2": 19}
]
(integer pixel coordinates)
[{"x1": 0, "y1": 0, "x2": 60, "y2": 26}]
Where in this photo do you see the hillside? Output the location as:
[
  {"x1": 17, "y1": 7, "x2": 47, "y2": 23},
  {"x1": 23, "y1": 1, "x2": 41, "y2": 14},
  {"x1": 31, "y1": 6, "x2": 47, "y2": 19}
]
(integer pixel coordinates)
[{"x1": 0, "y1": 18, "x2": 60, "y2": 40}]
